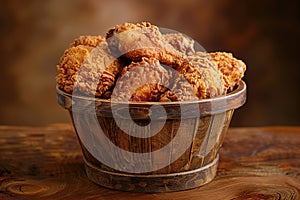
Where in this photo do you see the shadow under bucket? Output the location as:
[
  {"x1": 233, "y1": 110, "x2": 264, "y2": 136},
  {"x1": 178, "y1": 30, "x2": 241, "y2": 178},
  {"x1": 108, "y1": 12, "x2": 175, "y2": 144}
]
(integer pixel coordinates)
[{"x1": 56, "y1": 81, "x2": 246, "y2": 193}]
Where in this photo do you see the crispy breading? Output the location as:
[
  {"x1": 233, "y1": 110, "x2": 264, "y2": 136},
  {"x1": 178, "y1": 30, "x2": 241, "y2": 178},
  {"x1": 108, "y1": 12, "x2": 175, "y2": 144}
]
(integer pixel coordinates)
[
  {"x1": 159, "y1": 52, "x2": 224, "y2": 101},
  {"x1": 186, "y1": 52, "x2": 225, "y2": 98},
  {"x1": 106, "y1": 22, "x2": 161, "y2": 55},
  {"x1": 71, "y1": 35, "x2": 105, "y2": 48},
  {"x1": 56, "y1": 23, "x2": 246, "y2": 101},
  {"x1": 163, "y1": 33, "x2": 195, "y2": 56},
  {"x1": 56, "y1": 36, "x2": 123, "y2": 97},
  {"x1": 105, "y1": 22, "x2": 228, "y2": 101},
  {"x1": 56, "y1": 45, "x2": 91, "y2": 94},
  {"x1": 159, "y1": 73, "x2": 199, "y2": 102},
  {"x1": 106, "y1": 22, "x2": 186, "y2": 68},
  {"x1": 76, "y1": 42, "x2": 123, "y2": 97},
  {"x1": 112, "y1": 57, "x2": 171, "y2": 102},
  {"x1": 210, "y1": 52, "x2": 246, "y2": 92}
]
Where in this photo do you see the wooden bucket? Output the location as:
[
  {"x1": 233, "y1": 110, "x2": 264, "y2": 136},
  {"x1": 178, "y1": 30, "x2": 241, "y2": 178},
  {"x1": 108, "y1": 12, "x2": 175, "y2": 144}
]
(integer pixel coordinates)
[{"x1": 56, "y1": 81, "x2": 246, "y2": 192}]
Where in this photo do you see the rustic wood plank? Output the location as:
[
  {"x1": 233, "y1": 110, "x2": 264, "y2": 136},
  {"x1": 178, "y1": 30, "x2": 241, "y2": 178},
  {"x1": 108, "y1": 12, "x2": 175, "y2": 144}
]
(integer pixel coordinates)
[{"x1": 0, "y1": 124, "x2": 299, "y2": 199}]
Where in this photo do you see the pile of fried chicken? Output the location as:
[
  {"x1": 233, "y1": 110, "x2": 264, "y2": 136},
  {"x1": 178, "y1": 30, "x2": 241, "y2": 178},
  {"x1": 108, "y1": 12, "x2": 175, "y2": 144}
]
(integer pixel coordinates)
[{"x1": 56, "y1": 22, "x2": 246, "y2": 102}]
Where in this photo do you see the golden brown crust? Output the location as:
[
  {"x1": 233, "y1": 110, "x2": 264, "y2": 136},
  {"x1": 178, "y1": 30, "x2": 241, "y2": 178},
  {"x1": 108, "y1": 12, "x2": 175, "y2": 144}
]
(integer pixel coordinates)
[
  {"x1": 184, "y1": 52, "x2": 224, "y2": 99},
  {"x1": 106, "y1": 22, "x2": 186, "y2": 69},
  {"x1": 159, "y1": 52, "x2": 224, "y2": 101},
  {"x1": 106, "y1": 22, "x2": 227, "y2": 101},
  {"x1": 75, "y1": 42, "x2": 123, "y2": 97},
  {"x1": 159, "y1": 74, "x2": 199, "y2": 102},
  {"x1": 111, "y1": 57, "x2": 171, "y2": 102},
  {"x1": 210, "y1": 52, "x2": 246, "y2": 92},
  {"x1": 106, "y1": 22, "x2": 195, "y2": 56},
  {"x1": 56, "y1": 36, "x2": 123, "y2": 96},
  {"x1": 163, "y1": 33, "x2": 195, "y2": 56},
  {"x1": 71, "y1": 35, "x2": 105, "y2": 48},
  {"x1": 56, "y1": 45, "x2": 91, "y2": 94},
  {"x1": 106, "y1": 22, "x2": 157, "y2": 37},
  {"x1": 56, "y1": 22, "x2": 246, "y2": 101},
  {"x1": 106, "y1": 22, "x2": 160, "y2": 56}
]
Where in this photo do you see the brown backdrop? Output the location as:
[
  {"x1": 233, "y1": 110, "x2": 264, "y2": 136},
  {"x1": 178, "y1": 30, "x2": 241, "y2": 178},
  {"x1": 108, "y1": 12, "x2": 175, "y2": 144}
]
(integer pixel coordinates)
[{"x1": 0, "y1": 0, "x2": 299, "y2": 126}]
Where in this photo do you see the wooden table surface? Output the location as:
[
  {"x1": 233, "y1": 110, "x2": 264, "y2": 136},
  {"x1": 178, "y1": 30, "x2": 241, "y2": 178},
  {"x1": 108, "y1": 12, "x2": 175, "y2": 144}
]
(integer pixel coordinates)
[{"x1": 0, "y1": 124, "x2": 299, "y2": 200}]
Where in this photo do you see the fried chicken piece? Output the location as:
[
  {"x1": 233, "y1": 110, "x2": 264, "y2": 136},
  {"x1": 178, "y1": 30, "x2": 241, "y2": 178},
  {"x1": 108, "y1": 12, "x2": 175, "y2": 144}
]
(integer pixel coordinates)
[
  {"x1": 106, "y1": 22, "x2": 161, "y2": 55},
  {"x1": 159, "y1": 73, "x2": 199, "y2": 102},
  {"x1": 106, "y1": 22, "x2": 226, "y2": 101},
  {"x1": 56, "y1": 45, "x2": 91, "y2": 94},
  {"x1": 76, "y1": 43, "x2": 123, "y2": 97},
  {"x1": 57, "y1": 23, "x2": 246, "y2": 102},
  {"x1": 163, "y1": 33, "x2": 195, "y2": 56},
  {"x1": 111, "y1": 57, "x2": 171, "y2": 102},
  {"x1": 106, "y1": 22, "x2": 185, "y2": 68},
  {"x1": 186, "y1": 52, "x2": 225, "y2": 98},
  {"x1": 160, "y1": 52, "x2": 224, "y2": 101},
  {"x1": 56, "y1": 36, "x2": 123, "y2": 97},
  {"x1": 210, "y1": 52, "x2": 246, "y2": 92}
]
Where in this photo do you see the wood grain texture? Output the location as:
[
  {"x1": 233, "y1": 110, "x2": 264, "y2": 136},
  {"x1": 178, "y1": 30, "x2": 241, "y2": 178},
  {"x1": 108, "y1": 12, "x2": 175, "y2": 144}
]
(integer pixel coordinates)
[
  {"x1": 54, "y1": 81, "x2": 246, "y2": 192},
  {"x1": 0, "y1": 124, "x2": 299, "y2": 199},
  {"x1": 70, "y1": 109, "x2": 229, "y2": 192}
]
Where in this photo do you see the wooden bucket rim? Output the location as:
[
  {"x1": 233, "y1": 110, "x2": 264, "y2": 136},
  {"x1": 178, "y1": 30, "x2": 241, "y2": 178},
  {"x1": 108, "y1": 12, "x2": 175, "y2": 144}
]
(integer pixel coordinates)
[{"x1": 56, "y1": 81, "x2": 246, "y2": 106}]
